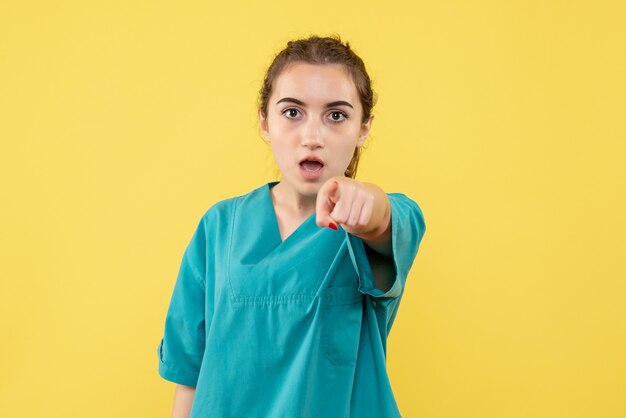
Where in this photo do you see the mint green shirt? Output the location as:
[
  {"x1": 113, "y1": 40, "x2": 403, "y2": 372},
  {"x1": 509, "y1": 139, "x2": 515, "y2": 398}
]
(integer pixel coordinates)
[{"x1": 157, "y1": 181, "x2": 426, "y2": 417}]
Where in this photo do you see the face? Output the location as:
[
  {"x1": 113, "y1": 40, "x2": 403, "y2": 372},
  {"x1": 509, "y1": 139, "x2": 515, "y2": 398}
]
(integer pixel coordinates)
[{"x1": 259, "y1": 62, "x2": 373, "y2": 197}]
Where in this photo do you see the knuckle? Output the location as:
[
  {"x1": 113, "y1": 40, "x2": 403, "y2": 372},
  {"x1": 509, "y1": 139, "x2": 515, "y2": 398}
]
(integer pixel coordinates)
[{"x1": 330, "y1": 211, "x2": 342, "y2": 223}]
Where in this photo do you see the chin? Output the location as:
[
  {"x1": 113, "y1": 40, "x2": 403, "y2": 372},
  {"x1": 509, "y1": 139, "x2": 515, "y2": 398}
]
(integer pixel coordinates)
[{"x1": 298, "y1": 182, "x2": 322, "y2": 195}]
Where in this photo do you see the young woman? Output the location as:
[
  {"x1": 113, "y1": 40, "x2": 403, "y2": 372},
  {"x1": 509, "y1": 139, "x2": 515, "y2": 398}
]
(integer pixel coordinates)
[{"x1": 157, "y1": 35, "x2": 426, "y2": 418}]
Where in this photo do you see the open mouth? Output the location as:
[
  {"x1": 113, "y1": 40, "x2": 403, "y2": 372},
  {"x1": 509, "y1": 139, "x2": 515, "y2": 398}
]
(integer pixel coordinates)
[{"x1": 299, "y1": 160, "x2": 324, "y2": 172}]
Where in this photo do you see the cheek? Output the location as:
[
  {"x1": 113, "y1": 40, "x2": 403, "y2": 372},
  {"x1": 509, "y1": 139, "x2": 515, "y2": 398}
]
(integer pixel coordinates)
[
  {"x1": 271, "y1": 116, "x2": 299, "y2": 133},
  {"x1": 270, "y1": 142, "x2": 294, "y2": 168},
  {"x1": 326, "y1": 141, "x2": 358, "y2": 170},
  {"x1": 334, "y1": 128, "x2": 362, "y2": 153}
]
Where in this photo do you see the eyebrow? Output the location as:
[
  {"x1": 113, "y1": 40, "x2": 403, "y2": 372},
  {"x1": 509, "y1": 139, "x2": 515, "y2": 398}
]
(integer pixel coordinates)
[{"x1": 276, "y1": 97, "x2": 354, "y2": 109}]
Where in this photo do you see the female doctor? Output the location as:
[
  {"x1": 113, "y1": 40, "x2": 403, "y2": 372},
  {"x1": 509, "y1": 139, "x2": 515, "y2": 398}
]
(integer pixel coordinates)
[{"x1": 157, "y1": 34, "x2": 426, "y2": 418}]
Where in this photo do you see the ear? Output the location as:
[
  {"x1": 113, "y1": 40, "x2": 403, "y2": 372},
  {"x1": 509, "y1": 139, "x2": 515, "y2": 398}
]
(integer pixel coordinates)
[
  {"x1": 259, "y1": 110, "x2": 270, "y2": 142},
  {"x1": 357, "y1": 114, "x2": 374, "y2": 147}
]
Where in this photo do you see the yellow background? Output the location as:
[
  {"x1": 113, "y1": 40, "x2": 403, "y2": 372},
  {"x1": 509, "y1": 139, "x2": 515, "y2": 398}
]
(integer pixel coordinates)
[{"x1": 1, "y1": 1, "x2": 624, "y2": 417}]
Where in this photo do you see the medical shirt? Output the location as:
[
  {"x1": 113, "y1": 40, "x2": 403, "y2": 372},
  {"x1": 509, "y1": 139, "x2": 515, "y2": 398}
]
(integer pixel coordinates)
[{"x1": 156, "y1": 181, "x2": 426, "y2": 417}]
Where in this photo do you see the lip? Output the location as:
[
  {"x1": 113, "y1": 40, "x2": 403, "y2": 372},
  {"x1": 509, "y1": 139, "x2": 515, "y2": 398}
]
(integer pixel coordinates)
[
  {"x1": 298, "y1": 155, "x2": 325, "y2": 180},
  {"x1": 298, "y1": 155, "x2": 325, "y2": 166}
]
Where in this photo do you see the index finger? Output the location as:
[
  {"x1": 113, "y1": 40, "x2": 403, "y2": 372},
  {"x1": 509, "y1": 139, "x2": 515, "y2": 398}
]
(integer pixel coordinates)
[{"x1": 315, "y1": 179, "x2": 340, "y2": 228}]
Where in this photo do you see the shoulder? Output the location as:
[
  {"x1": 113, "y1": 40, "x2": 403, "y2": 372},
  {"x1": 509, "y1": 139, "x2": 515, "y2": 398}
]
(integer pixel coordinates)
[
  {"x1": 200, "y1": 196, "x2": 238, "y2": 222},
  {"x1": 198, "y1": 184, "x2": 267, "y2": 226}
]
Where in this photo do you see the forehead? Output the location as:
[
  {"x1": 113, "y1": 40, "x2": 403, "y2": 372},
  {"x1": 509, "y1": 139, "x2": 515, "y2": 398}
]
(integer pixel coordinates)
[{"x1": 272, "y1": 62, "x2": 359, "y2": 104}]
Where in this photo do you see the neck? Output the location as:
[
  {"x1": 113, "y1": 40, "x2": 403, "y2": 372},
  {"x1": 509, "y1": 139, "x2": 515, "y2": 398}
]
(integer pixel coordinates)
[{"x1": 271, "y1": 181, "x2": 317, "y2": 218}]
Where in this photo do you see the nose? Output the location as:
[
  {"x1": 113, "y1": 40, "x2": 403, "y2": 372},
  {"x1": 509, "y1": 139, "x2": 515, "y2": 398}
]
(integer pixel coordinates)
[{"x1": 301, "y1": 118, "x2": 324, "y2": 149}]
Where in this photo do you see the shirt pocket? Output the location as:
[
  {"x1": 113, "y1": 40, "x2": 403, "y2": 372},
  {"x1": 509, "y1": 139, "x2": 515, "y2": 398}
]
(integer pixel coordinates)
[{"x1": 321, "y1": 284, "x2": 364, "y2": 367}]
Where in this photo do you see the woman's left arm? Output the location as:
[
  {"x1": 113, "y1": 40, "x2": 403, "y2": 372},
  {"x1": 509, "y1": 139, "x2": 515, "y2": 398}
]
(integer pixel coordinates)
[{"x1": 316, "y1": 177, "x2": 394, "y2": 291}]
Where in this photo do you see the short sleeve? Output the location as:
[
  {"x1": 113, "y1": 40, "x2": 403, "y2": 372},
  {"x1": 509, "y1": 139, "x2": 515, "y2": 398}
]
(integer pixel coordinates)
[
  {"x1": 156, "y1": 216, "x2": 208, "y2": 387},
  {"x1": 346, "y1": 193, "x2": 426, "y2": 328}
]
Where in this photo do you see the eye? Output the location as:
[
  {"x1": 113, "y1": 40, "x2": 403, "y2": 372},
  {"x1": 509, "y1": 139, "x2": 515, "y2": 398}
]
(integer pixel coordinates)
[
  {"x1": 328, "y1": 111, "x2": 347, "y2": 123},
  {"x1": 282, "y1": 108, "x2": 301, "y2": 119}
]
